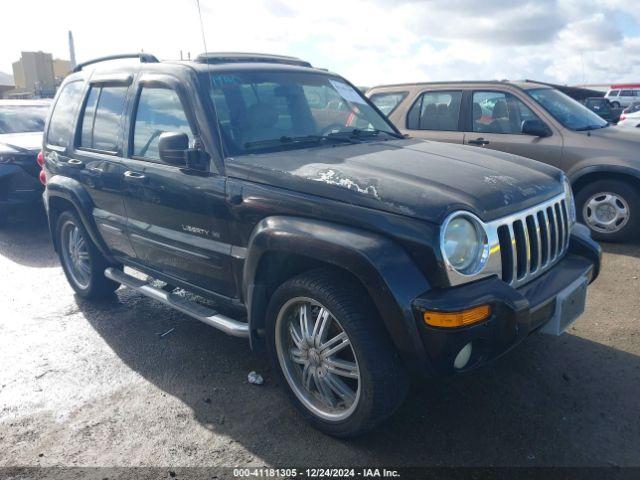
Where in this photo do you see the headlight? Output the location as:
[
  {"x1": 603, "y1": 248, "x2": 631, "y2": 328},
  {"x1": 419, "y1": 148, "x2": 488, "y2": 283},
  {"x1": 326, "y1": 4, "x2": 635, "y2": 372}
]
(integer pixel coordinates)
[
  {"x1": 564, "y1": 178, "x2": 576, "y2": 224},
  {"x1": 441, "y1": 213, "x2": 489, "y2": 275}
]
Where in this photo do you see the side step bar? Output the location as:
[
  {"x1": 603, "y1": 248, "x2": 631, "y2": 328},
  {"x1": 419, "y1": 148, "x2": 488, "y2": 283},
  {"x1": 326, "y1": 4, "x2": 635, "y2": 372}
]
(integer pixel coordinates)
[{"x1": 104, "y1": 267, "x2": 249, "y2": 338}]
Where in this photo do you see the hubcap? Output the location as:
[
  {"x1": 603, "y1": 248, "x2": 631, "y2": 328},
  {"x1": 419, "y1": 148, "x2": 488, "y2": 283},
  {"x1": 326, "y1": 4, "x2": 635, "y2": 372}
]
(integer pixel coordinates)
[
  {"x1": 61, "y1": 221, "x2": 91, "y2": 289},
  {"x1": 275, "y1": 297, "x2": 360, "y2": 421},
  {"x1": 583, "y1": 192, "x2": 630, "y2": 234}
]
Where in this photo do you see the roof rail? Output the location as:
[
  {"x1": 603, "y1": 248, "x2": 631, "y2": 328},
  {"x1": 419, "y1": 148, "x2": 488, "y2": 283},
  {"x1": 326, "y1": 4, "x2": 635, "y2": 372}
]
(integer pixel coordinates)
[
  {"x1": 195, "y1": 52, "x2": 312, "y2": 68},
  {"x1": 73, "y1": 53, "x2": 159, "y2": 72}
]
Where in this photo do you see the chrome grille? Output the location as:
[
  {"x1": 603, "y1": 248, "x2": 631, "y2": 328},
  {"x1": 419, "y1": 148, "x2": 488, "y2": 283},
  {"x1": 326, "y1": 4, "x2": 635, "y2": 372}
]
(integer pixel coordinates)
[{"x1": 496, "y1": 196, "x2": 570, "y2": 288}]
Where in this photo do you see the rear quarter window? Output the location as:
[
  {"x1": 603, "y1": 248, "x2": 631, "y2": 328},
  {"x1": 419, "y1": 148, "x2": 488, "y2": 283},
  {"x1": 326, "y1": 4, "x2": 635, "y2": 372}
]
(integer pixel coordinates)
[
  {"x1": 47, "y1": 81, "x2": 85, "y2": 147},
  {"x1": 369, "y1": 91, "x2": 408, "y2": 116}
]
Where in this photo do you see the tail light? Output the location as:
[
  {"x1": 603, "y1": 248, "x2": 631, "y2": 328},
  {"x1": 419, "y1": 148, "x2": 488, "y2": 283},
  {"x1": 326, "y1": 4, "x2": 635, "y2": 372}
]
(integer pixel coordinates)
[
  {"x1": 39, "y1": 169, "x2": 47, "y2": 185},
  {"x1": 620, "y1": 114, "x2": 626, "y2": 121},
  {"x1": 36, "y1": 151, "x2": 44, "y2": 167}
]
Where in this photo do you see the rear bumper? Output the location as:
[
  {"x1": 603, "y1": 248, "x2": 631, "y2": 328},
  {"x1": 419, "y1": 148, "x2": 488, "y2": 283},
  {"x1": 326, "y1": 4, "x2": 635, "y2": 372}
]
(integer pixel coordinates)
[
  {"x1": 0, "y1": 164, "x2": 43, "y2": 210},
  {"x1": 412, "y1": 224, "x2": 601, "y2": 377}
]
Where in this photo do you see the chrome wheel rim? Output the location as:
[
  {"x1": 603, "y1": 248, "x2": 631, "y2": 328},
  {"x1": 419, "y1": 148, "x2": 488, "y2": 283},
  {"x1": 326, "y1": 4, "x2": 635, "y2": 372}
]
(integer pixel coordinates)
[
  {"x1": 61, "y1": 221, "x2": 91, "y2": 289},
  {"x1": 583, "y1": 192, "x2": 630, "y2": 234},
  {"x1": 275, "y1": 297, "x2": 360, "y2": 422}
]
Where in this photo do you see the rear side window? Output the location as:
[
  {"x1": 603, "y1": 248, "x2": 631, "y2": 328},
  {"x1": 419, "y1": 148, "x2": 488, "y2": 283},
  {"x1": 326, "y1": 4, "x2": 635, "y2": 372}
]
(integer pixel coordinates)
[
  {"x1": 407, "y1": 91, "x2": 462, "y2": 131},
  {"x1": 132, "y1": 87, "x2": 193, "y2": 160},
  {"x1": 47, "y1": 81, "x2": 84, "y2": 147},
  {"x1": 369, "y1": 92, "x2": 407, "y2": 116},
  {"x1": 620, "y1": 90, "x2": 634, "y2": 97},
  {"x1": 79, "y1": 85, "x2": 128, "y2": 152}
]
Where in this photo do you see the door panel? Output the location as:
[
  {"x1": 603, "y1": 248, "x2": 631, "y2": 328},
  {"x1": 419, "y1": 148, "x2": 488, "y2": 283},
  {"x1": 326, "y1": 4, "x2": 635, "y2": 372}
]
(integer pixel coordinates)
[
  {"x1": 123, "y1": 160, "x2": 236, "y2": 296},
  {"x1": 122, "y1": 81, "x2": 236, "y2": 297},
  {"x1": 69, "y1": 81, "x2": 136, "y2": 258},
  {"x1": 464, "y1": 90, "x2": 563, "y2": 168}
]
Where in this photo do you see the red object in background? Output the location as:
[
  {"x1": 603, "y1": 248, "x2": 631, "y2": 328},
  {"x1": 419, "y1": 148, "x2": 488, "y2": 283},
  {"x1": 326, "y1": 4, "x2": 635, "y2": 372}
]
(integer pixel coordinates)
[
  {"x1": 610, "y1": 83, "x2": 640, "y2": 89},
  {"x1": 36, "y1": 151, "x2": 44, "y2": 167},
  {"x1": 38, "y1": 169, "x2": 46, "y2": 185}
]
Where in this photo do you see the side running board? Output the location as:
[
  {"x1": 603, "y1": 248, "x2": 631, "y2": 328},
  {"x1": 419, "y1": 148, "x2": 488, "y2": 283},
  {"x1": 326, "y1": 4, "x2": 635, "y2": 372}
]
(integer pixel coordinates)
[{"x1": 104, "y1": 267, "x2": 249, "y2": 338}]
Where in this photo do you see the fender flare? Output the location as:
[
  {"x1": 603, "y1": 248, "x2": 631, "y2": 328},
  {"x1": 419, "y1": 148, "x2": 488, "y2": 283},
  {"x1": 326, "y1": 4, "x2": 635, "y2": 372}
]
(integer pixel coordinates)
[
  {"x1": 569, "y1": 164, "x2": 640, "y2": 187},
  {"x1": 243, "y1": 216, "x2": 432, "y2": 371},
  {"x1": 45, "y1": 175, "x2": 112, "y2": 259}
]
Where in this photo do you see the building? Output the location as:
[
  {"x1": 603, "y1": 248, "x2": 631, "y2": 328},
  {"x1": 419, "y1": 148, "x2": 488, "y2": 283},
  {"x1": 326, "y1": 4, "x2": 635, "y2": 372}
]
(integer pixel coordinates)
[
  {"x1": 11, "y1": 51, "x2": 56, "y2": 98},
  {"x1": 0, "y1": 71, "x2": 14, "y2": 99},
  {"x1": 53, "y1": 58, "x2": 71, "y2": 83}
]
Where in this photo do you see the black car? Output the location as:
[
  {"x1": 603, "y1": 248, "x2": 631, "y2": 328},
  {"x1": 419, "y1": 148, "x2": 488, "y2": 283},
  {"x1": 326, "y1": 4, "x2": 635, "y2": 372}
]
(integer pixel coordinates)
[
  {"x1": 583, "y1": 97, "x2": 618, "y2": 123},
  {"x1": 0, "y1": 99, "x2": 51, "y2": 224},
  {"x1": 41, "y1": 53, "x2": 600, "y2": 437}
]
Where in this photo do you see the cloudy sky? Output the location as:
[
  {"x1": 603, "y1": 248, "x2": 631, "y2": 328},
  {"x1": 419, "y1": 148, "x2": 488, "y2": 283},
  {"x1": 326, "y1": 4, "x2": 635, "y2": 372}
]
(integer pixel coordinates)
[{"x1": 1, "y1": 0, "x2": 639, "y2": 87}]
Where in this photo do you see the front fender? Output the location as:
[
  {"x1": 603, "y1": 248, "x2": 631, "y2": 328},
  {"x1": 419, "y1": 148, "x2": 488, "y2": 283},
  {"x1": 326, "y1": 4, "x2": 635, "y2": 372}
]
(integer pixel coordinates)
[
  {"x1": 244, "y1": 216, "x2": 432, "y2": 372},
  {"x1": 45, "y1": 175, "x2": 112, "y2": 259}
]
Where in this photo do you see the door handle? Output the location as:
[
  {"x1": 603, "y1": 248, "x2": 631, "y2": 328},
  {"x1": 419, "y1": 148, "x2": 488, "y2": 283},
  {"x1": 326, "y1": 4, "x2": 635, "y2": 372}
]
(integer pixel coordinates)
[
  {"x1": 468, "y1": 138, "x2": 490, "y2": 146},
  {"x1": 123, "y1": 170, "x2": 147, "y2": 183},
  {"x1": 66, "y1": 158, "x2": 85, "y2": 169}
]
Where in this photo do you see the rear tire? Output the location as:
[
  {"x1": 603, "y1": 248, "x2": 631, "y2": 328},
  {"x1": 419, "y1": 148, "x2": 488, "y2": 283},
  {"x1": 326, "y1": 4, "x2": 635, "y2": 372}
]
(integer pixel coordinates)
[
  {"x1": 56, "y1": 210, "x2": 120, "y2": 299},
  {"x1": 265, "y1": 268, "x2": 409, "y2": 437},
  {"x1": 575, "y1": 179, "x2": 640, "y2": 242}
]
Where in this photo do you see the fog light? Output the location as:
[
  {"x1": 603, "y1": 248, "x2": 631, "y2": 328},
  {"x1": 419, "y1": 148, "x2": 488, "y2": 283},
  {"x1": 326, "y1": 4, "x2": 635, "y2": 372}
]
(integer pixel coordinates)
[
  {"x1": 423, "y1": 305, "x2": 491, "y2": 328},
  {"x1": 454, "y1": 342, "x2": 473, "y2": 370}
]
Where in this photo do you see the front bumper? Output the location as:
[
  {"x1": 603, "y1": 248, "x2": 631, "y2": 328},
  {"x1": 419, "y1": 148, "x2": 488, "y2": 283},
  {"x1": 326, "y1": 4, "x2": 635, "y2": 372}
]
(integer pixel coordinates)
[{"x1": 412, "y1": 224, "x2": 601, "y2": 377}]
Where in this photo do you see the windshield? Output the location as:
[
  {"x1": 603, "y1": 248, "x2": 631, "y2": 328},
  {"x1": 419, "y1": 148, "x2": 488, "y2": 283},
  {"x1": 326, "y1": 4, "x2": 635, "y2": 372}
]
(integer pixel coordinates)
[
  {"x1": 527, "y1": 88, "x2": 608, "y2": 131},
  {"x1": 0, "y1": 105, "x2": 49, "y2": 134},
  {"x1": 207, "y1": 71, "x2": 399, "y2": 155}
]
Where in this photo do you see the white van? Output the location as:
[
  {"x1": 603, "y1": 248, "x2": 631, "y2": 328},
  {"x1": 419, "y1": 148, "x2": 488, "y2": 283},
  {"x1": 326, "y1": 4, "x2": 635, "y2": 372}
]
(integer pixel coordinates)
[{"x1": 605, "y1": 86, "x2": 640, "y2": 108}]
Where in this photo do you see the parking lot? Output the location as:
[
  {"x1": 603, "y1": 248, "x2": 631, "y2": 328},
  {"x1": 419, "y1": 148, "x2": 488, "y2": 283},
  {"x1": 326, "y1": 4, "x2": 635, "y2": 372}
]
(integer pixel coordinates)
[{"x1": 1, "y1": 208, "x2": 639, "y2": 468}]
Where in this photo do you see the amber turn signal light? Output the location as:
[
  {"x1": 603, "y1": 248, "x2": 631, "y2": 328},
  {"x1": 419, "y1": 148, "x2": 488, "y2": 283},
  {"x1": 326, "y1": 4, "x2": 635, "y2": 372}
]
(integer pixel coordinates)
[{"x1": 423, "y1": 305, "x2": 491, "y2": 328}]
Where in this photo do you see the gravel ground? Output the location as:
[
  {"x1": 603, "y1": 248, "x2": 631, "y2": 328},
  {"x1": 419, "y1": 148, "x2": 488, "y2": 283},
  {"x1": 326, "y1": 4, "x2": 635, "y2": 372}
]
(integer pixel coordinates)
[{"x1": 1, "y1": 209, "x2": 639, "y2": 468}]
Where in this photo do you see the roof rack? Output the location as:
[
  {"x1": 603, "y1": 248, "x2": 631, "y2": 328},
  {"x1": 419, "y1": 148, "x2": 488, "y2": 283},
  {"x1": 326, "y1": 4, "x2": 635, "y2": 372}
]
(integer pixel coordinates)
[
  {"x1": 195, "y1": 52, "x2": 312, "y2": 68},
  {"x1": 73, "y1": 53, "x2": 159, "y2": 73}
]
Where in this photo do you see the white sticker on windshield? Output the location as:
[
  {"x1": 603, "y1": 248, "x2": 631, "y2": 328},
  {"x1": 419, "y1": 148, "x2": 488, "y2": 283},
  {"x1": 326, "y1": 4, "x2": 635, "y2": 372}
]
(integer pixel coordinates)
[{"x1": 329, "y1": 80, "x2": 366, "y2": 105}]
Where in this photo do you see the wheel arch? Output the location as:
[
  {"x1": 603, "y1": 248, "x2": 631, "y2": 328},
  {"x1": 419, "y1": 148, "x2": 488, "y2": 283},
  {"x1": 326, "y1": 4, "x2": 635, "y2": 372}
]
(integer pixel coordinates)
[
  {"x1": 243, "y1": 216, "x2": 431, "y2": 372},
  {"x1": 46, "y1": 175, "x2": 112, "y2": 259},
  {"x1": 570, "y1": 165, "x2": 640, "y2": 194}
]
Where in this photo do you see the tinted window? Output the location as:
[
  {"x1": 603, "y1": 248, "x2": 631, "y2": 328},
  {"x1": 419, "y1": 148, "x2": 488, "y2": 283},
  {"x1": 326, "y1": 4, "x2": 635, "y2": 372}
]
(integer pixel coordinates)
[
  {"x1": 620, "y1": 90, "x2": 634, "y2": 97},
  {"x1": 47, "y1": 81, "x2": 84, "y2": 147},
  {"x1": 0, "y1": 105, "x2": 49, "y2": 134},
  {"x1": 407, "y1": 91, "x2": 462, "y2": 131},
  {"x1": 608, "y1": 90, "x2": 619, "y2": 97},
  {"x1": 472, "y1": 91, "x2": 542, "y2": 134},
  {"x1": 369, "y1": 92, "x2": 407, "y2": 115},
  {"x1": 208, "y1": 71, "x2": 395, "y2": 155},
  {"x1": 79, "y1": 85, "x2": 127, "y2": 152},
  {"x1": 80, "y1": 87, "x2": 100, "y2": 147},
  {"x1": 133, "y1": 88, "x2": 193, "y2": 160}
]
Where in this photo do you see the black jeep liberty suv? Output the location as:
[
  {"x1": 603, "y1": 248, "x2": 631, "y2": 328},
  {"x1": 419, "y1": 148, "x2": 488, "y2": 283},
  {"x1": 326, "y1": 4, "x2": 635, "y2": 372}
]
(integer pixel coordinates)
[{"x1": 41, "y1": 53, "x2": 601, "y2": 437}]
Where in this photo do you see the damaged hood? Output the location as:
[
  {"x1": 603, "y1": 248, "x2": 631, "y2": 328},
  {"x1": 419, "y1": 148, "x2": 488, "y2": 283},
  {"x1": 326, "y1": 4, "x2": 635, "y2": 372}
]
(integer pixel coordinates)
[{"x1": 225, "y1": 138, "x2": 564, "y2": 223}]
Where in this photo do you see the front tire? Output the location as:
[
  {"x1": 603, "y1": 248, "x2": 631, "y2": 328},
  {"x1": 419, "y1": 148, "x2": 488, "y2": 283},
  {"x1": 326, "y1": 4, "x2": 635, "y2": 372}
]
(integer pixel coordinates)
[
  {"x1": 611, "y1": 101, "x2": 621, "y2": 109},
  {"x1": 56, "y1": 210, "x2": 120, "y2": 299},
  {"x1": 575, "y1": 179, "x2": 640, "y2": 242},
  {"x1": 266, "y1": 268, "x2": 409, "y2": 437}
]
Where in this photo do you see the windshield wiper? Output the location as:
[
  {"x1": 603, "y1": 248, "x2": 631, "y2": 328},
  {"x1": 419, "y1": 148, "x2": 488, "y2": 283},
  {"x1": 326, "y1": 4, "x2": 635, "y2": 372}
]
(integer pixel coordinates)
[
  {"x1": 328, "y1": 128, "x2": 404, "y2": 140},
  {"x1": 575, "y1": 124, "x2": 609, "y2": 131},
  {"x1": 244, "y1": 134, "x2": 359, "y2": 150}
]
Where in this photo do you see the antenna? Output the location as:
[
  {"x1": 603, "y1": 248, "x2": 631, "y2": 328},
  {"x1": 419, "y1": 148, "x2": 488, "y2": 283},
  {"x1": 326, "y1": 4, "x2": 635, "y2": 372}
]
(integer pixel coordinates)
[{"x1": 195, "y1": 0, "x2": 209, "y2": 60}]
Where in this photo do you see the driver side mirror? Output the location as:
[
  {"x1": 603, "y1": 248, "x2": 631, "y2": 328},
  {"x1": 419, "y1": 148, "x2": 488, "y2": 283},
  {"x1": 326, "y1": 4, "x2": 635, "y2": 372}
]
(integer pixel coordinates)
[
  {"x1": 158, "y1": 132, "x2": 209, "y2": 171},
  {"x1": 522, "y1": 119, "x2": 552, "y2": 138},
  {"x1": 158, "y1": 132, "x2": 189, "y2": 166}
]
